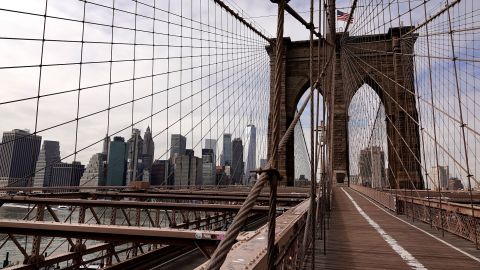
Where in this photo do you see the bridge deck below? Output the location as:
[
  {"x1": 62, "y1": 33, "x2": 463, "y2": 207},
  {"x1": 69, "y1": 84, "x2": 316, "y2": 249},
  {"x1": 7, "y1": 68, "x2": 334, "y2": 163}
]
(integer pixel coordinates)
[{"x1": 304, "y1": 187, "x2": 480, "y2": 269}]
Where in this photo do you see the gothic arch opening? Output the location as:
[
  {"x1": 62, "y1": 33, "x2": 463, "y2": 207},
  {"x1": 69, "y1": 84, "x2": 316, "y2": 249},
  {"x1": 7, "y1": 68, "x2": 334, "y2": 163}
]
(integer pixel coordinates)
[
  {"x1": 348, "y1": 84, "x2": 389, "y2": 189},
  {"x1": 293, "y1": 86, "x2": 324, "y2": 186}
]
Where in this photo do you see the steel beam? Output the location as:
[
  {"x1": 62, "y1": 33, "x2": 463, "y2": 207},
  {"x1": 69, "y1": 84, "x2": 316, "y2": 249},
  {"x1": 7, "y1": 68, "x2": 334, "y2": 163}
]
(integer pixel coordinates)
[
  {"x1": 0, "y1": 219, "x2": 226, "y2": 245},
  {"x1": 0, "y1": 196, "x2": 272, "y2": 212}
]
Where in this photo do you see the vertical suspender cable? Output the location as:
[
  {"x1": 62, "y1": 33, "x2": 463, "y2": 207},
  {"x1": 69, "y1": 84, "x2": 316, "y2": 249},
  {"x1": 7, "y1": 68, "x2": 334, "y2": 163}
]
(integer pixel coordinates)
[{"x1": 445, "y1": 0, "x2": 478, "y2": 249}]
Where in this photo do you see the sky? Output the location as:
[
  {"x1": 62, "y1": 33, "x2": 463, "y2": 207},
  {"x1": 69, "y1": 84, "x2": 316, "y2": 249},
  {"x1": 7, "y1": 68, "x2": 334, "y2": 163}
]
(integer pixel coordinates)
[
  {"x1": 1, "y1": 0, "x2": 479, "y2": 188},
  {"x1": 0, "y1": 0, "x2": 335, "y2": 172}
]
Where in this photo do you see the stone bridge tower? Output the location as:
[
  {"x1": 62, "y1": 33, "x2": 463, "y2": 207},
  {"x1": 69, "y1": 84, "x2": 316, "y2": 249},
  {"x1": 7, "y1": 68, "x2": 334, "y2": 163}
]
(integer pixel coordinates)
[{"x1": 267, "y1": 27, "x2": 423, "y2": 189}]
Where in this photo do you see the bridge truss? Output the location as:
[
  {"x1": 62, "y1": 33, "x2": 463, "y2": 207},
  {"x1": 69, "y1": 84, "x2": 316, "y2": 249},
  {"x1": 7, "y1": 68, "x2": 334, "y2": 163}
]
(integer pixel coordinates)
[{"x1": 0, "y1": 0, "x2": 479, "y2": 269}]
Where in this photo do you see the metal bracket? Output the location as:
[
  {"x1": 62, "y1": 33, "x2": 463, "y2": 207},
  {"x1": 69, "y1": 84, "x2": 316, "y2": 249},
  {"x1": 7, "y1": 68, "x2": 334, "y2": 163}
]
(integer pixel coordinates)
[{"x1": 254, "y1": 167, "x2": 282, "y2": 181}]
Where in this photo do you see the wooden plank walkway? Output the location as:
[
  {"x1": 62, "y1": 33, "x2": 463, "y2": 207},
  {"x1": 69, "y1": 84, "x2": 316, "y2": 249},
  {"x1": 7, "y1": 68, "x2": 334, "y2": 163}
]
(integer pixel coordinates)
[{"x1": 303, "y1": 187, "x2": 480, "y2": 269}]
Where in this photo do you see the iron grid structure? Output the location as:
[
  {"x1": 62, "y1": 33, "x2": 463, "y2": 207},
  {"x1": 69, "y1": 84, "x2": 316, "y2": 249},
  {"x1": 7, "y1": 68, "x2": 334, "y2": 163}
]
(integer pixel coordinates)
[{"x1": 0, "y1": 0, "x2": 480, "y2": 269}]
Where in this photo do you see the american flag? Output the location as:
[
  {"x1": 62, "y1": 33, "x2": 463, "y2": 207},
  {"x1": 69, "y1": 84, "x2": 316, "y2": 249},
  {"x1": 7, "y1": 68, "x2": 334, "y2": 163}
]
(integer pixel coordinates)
[{"x1": 337, "y1": 10, "x2": 353, "y2": 22}]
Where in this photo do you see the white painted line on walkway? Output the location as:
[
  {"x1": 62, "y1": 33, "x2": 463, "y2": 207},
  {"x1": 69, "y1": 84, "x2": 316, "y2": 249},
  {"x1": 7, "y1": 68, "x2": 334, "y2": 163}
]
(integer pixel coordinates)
[
  {"x1": 353, "y1": 188, "x2": 480, "y2": 264},
  {"x1": 341, "y1": 187, "x2": 427, "y2": 270}
]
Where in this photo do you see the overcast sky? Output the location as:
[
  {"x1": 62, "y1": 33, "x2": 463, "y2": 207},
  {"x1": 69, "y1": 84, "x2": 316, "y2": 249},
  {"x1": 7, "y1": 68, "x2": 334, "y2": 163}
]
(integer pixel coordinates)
[{"x1": 1, "y1": 0, "x2": 479, "y2": 187}]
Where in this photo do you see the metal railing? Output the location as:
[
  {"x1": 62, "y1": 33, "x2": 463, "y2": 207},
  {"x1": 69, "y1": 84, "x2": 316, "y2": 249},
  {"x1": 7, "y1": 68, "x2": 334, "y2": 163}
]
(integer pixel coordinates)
[
  {"x1": 351, "y1": 184, "x2": 480, "y2": 246},
  {"x1": 196, "y1": 197, "x2": 316, "y2": 269}
]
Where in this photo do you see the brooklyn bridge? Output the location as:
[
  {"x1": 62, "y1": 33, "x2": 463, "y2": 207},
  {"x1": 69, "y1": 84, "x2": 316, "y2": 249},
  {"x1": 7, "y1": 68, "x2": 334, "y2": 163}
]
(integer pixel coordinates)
[{"x1": 0, "y1": 0, "x2": 479, "y2": 269}]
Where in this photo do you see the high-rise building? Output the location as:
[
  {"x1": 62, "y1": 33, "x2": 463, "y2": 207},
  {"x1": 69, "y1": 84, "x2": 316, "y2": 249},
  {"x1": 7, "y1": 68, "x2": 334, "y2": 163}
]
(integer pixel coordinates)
[
  {"x1": 151, "y1": 160, "x2": 169, "y2": 185},
  {"x1": 174, "y1": 155, "x2": 190, "y2": 186},
  {"x1": 126, "y1": 129, "x2": 144, "y2": 184},
  {"x1": 244, "y1": 124, "x2": 257, "y2": 183},
  {"x1": 221, "y1": 134, "x2": 232, "y2": 166},
  {"x1": 102, "y1": 135, "x2": 110, "y2": 155},
  {"x1": 370, "y1": 147, "x2": 385, "y2": 189},
  {"x1": 106, "y1": 136, "x2": 127, "y2": 186},
  {"x1": 205, "y1": 139, "x2": 217, "y2": 164},
  {"x1": 260, "y1": 158, "x2": 267, "y2": 169},
  {"x1": 79, "y1": 153, "x2": 107, "y2": 188},
  {"x1": 33, "y1": 140, "x2": 60, "y2": 188},
  {"x1": 216, "y1": 166, "x2": 230, "y2": 185},
  {"x1": 170, "y1": 134, "x2": 186, "y2": 159},
  {"x1": 448, "y1": 177, "x2": 464, "y2": 190},
  {"x1": 358, "y1": 146, "x2": 386, "y2": 188},
  {"x1": 0, "y1": 129, "x2": 42, "y2": 187},
  {"x1": 49, "y1": 161, "x2": 85, "y2": 191},
  {"x1": 173, "y1": 150, "x2": 202, "y2": 186},
  {"x1": 202, "y1": 149, "x2": 216, "y2": 186},
  {"x1": 143, "y1": 127, "x2": 155, "y2": 170},
  {"x1": 79, "y1": 137, "x2": 109, "y2": 188},
  {"x1": 191, "y1": 156, "x2": 203, "y2": 186},
  {"x1": 231, "y1": 138, "x2": 244, "y2": 184},
  {"x1": 429, "y1": 166, "x2": 449, "y2": 190}
]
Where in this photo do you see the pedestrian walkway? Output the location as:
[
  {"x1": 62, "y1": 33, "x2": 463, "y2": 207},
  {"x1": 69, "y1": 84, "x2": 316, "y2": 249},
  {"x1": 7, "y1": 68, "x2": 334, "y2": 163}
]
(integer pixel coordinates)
[{"x1": 303, "y1": 187, "x2": 480, "y2": 269}]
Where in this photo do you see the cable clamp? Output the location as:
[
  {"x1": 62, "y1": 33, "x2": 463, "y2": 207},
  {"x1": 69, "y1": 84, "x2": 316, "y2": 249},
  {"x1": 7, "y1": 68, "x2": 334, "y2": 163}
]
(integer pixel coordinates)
[{"x1": 254, "y1": 167, "x2": 282, "y2": 181}]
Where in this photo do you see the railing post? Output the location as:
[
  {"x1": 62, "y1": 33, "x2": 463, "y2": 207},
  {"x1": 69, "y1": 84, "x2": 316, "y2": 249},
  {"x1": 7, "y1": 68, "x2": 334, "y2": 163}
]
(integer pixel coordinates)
[
  {"x1": 27, "y1": 203, "x2": 45, "y2": 265},
  {"x1": 265, "y1": 169, "x2": 280, "y2": 270}
]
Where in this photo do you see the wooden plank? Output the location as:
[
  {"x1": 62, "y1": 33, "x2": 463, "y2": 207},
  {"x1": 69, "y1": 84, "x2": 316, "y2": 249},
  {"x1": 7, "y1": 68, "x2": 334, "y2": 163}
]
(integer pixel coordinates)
[{"x1": 303, "y1": 187, "x2": 480, "y2": 269}]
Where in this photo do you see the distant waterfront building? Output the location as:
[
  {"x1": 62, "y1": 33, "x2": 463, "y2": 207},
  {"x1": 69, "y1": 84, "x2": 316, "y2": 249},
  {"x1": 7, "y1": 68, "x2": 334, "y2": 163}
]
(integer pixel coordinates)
[
  {"x1": 174, "y1": 150, "x2": 202, "y2": 186},
  {"x1": 126, "y1": 129, "x2": 144, "y2": 184},
  {"x1": 244, "y1": 124, "x2": 257, "y2": 183},
  {"x1": 106, "y1": 136, "x2": 127, "y2": 186},
  {"x1": 151, "y1": 160, "x2": 169, "y2": 185},
  {"x1": 205, "y1": 139, "x2": 217, "y2": 164},
  {"x1": 295, "y1": 174, "x2": 309, "y2": 187},
  {"x1": 33, "y1": 140, "x2": 60, "y2": 188},
  {"x1": 79, "y1": 136, "x2": 109, "y2": 188},
  {"x1": 102, "y1": 135, "x2": 110, "y2": 155},
  {"x1": 170, "y1": 134, "x2": 187, "y2": 159},
  {"x1": 79, "y1": 153, "x2": 107, "y2": 187},
  {"x1": 174, "y1": 155, "x2": 190, "y2": 186},
  {"x1": 191, "y1": 156, "x2": 202, "y2": 186},
  {"x1": 448, "y1": 177, "x2": 464, "y2": 190},
  {"x1": 143, "y1": 127, "x2": 155, "y2": 171},
  {"x1": 49, "y1": 161, "x2": 85, "y2": 191},
  {"x1": 202, "y1": 149, "x2": 216, "y2": 186},
  {"x1": 221, "y1": 134, "x2": 232, "y2": 166},
  {"x1": 260, "y1": 158, "x2": 267, "y2": 169},
  {"x1": 0, "y1": 129, "x2": 42, "y2": 187},
  {"x1": 231, "y1": 138, "x2": 244, "y2": 184},
  {"x1": 429, "y1": 166, "x2": 449, "y2": 190},
  {"x1": 216, "y1": 166, "x2": 230, "y2": 185},
  {"x1": 358, "y1": 146, "x2": 386, "y2": 188}
]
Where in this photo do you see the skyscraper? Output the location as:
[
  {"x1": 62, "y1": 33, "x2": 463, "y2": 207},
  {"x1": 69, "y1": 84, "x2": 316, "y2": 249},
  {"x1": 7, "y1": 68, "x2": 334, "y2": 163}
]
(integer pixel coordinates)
[
  {"x1": 429, "y1": 166, "x2": 449, "y2": 190},
  {"x1": 80, "y1": 136, "x2": 109, "y2": 188},
  {"x1": 49, "y1": 161, "x2": 85, "y2": 192},
  {"x1": 0, "y1": 129, "x2": 42, "y2": 187},
  {"x1": 33, "y1": 140, "x2": 60, "y2": 188},
  {"x1": 150, "y1": 160, "x2": 169, "y2": 185},
  {"x1": 126, "y1": 129, "x2": 144, "y2": 184},
  {"x1": 79, "y1": 153, "x2": 107, "y2": 187},
  {"x1": 260, "y1": 158, "x2": 267, "y2": 169},
  {"x1": 244, "y1": 124, "x2": 257, "y2": 183},
  {"x1": 205, "y1": 139, "x2": 217, "y2": 164},
  {"x1": 102, "y1": 135, "x2": 110, "y2": 155},
  {"x1": 173, "y1": 149, "x2": 202, "y2": 186},
  {"x1": 143, "y1": 127, "x2": 155, "y2": 171},
  {"x1": 358, "y1": 146, "x2": 386, "y2": 188},
  {"x1": 174, "y1": 155, "x2": 190, "y2": 186},
  {"x1": 202, "y1": 148, "x2": 216, "y2": 186},
  {"x1": 221, "y1": 134, "x2": 232, "y2": 166},
  {"x1": 170, "y1": 134, "x2": 187, "y2": 159},
  {"x1": 106, "y1": 136, "x2": 127, "y2": 186},
  {"x1": 231, "y1": 138, "x2": 244, "y2": 184}
]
